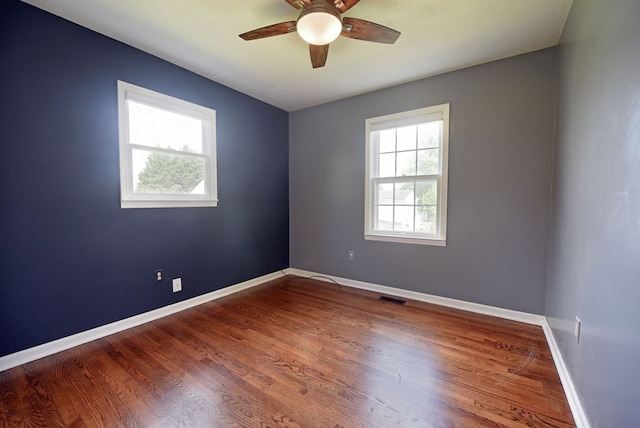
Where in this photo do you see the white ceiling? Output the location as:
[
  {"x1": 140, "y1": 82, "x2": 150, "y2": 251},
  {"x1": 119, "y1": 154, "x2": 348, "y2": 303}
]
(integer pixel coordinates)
[{"x1": 21, "y1": 0, "x2": 573, "y2": 112}]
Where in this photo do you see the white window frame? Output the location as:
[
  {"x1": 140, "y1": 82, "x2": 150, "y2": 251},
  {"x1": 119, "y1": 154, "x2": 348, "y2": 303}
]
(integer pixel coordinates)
[
  {"x1": 364, "y1": 104, "x2": 450, "y2": 246},
  {"x1": 117, "y1": 81, "x2": 218, "y2": 209}
]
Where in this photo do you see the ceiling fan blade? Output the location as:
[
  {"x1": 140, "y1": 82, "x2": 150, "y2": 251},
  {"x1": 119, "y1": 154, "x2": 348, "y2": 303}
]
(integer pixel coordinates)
[
  {"x1": 341, "y1": 17, "x2": 401, "y2": 44},
  {"x1": 283, "y1": 0, "x2": 311, "y2": 9},
  {"x1": 333, "y1": 0, "x2": 360, "y2": 13},
  {"x1": 239, "y1": 21, "x2": 297, "y2": 41},
  {"x1": 309, "y1": 44, "x2": 329, "y2": 68}
]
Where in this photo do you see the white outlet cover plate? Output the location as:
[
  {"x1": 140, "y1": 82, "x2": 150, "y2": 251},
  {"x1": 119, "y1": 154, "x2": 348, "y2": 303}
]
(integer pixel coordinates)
[{"x1": 172, "y1": 278, "x2": 182, "y2": 293}]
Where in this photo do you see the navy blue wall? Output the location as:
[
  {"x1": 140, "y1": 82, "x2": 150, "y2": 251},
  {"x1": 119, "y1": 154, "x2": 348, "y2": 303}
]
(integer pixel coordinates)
[{"x1": 0, "y1": 1, "x2": 289, "y2": 357}]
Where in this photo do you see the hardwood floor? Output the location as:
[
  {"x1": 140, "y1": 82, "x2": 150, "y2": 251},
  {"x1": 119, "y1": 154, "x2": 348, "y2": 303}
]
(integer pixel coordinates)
[{"x1": 0, "y1": 275, "x2": 575, "y2": 427}]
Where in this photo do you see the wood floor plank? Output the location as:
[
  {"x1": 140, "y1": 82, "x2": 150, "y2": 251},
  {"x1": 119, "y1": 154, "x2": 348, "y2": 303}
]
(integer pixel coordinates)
[{"x1": 0, "y1": 276, "x2": 575, "y2": 427}]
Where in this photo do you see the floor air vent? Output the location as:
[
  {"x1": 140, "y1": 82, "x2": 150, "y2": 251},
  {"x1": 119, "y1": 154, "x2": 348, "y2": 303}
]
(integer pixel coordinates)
[{"x1": 378, "y1": 296, "x2": 407, "y2": 305}]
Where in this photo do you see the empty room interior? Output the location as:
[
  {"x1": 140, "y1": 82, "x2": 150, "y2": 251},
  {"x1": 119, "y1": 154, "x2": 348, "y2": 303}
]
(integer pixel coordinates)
[{"x1": 1, "y1": 0, "x2": 639, "y2": 427}]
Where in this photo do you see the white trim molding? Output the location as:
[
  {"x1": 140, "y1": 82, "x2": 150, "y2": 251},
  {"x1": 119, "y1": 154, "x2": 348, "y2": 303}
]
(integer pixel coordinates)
[
  {"x1": 0, "y1": 271, "x2": 284, "y2": 372},
  {"x1": 287, "y1": 268, "x2": 589, "y2": 428},
  {"x1": 542, "y1": 319, "x2": 591, "y2": 428},
  {"x1": 287, "y1": 268, "x2": 545, "y2": 325},
  {"x1": 1, "y1": 267, "x2": 590, "y2": 428}
]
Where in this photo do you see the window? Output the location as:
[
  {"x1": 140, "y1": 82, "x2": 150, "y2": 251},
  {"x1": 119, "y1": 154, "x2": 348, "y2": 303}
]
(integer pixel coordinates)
[
  {"x1": 365, "y1": 104, "x2": 450, "y2": 246},
  {"x1": 117, "y1": 81, "x2": 217, "y2": 208}
]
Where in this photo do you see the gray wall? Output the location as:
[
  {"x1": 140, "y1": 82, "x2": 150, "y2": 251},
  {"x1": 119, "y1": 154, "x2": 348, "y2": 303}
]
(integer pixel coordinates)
[
  {"x1": 290, "y1": 49, "x2": 557, "y2": 314},
  {"x1": 547, "y1": 0, "x2": 640, "y2": 426}
]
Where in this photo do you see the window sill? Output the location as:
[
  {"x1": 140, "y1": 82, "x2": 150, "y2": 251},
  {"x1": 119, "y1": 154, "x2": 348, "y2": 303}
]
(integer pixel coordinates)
[
  {"x1": 364, "y1": 233, "x2": 446, "y2": 247},
  {"x1": 121, "y1": 199, "x2": 218, "y2": 209}
]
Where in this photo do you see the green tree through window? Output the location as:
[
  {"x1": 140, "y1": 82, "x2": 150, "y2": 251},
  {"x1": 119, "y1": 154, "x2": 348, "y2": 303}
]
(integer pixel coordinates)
[{"x1": 137, "y1": 146, "x2": 204, "y2": 194}]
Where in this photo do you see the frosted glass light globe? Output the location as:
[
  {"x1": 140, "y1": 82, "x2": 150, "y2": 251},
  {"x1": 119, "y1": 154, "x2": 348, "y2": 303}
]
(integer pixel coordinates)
[{"x1": 297, "y1": 11, "x2": 342, "y2": 45}]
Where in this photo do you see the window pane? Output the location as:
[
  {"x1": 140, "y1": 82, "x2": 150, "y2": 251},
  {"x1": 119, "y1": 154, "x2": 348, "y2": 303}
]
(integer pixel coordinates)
[
  {"x1": 415, "y1": 180, "x2": 437, "y2": 206},
  {"x1": 416, "y1": 206, "x2": 437, "y2": 234},
  {"x1": 365, "y1": 104, "x2": 449, "y2": 243},
  {"x1": 394, "y1": 206, "x2": 414, "y2": 231},
  {"x1": 378, "y1": 153, "x2": 396, "y2": 177},
  {"x1": 394, "y1": 181, "x2": 414, "y2": 205},
  {"x1": 376, "y1": 182, "x2": 394, "y2": 205},
  {"x1": 132, "y1": 149, "x2": 205, "y2": 194},
  {"x1": 418, "y1": 121, "x2": 441, "y2": 149},
  {"x1": 417, "y1": 148, "x2": 439, "y2": 175},
  {"x1": 379, "y1": 129, "x2": 396, "y2": 153},
  {"x1": 397, "y1": 151, "x2": 416, "y2": 176},
  {"x1": 128, "y1": 100, "x2": 203, "y2": 153},
  {"x1": 375, "y1": 206, "x2": 394, "y2": 231},
  {"x1": 397, "y1": 125, "x2": 417, "y2": 151}
]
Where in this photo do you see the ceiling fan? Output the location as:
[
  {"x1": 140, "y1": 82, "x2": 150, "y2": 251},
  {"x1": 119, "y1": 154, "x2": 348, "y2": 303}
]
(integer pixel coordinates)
[{"x1": 239, "y1": 0, "x2": 401, "y2": 68}]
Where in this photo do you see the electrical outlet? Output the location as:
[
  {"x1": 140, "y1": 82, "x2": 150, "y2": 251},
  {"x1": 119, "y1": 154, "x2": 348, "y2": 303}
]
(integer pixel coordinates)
[
  {"x1": 154, "y1": 269, "x2": 163, "y2": 282},
  {"x1": 348, "y1": 250, "x2": 355, "y2": 261},
  {"x1": 172, "y1": 278, "x2": 182, "y2": 293},
  {"x1": 574, "y1": 317, "x2": 581, "y2": 343}
]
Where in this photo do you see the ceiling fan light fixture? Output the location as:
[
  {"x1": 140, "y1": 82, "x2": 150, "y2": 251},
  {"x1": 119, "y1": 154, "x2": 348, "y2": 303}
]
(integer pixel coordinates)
[
  {"x1": 297, "y1": 4, "x2": 342, "y2": 45},
  {"x1": 239, "y1": 0, "x2": 401, "y2": 69}
]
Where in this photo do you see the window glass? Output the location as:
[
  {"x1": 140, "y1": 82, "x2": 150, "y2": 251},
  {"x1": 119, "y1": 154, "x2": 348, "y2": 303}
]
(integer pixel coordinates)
[
  {"x1": 365, "y1": 104, "x2": 449, "y2": 245},
  {"x1": 117, "y1": 81, "x2": 217, "y2": 209}
]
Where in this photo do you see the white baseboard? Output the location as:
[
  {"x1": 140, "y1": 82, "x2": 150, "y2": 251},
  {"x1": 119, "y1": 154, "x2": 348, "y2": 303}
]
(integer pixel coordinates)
[
  {"x1": 286, "y1": 268, "x2": 545, "y2": 325},
  {"x1": 287, "y1": 268, "x2": 589, "y2": 428},
  {"x1": 541, "y1": 319, "x2": 591, "y2": 428},
  {"x1": 0, "y1": 271, "x2": 284, "y2": 372},
  {"x1": 1, "y1": 267, "x2": 590, "y2": 428}
]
